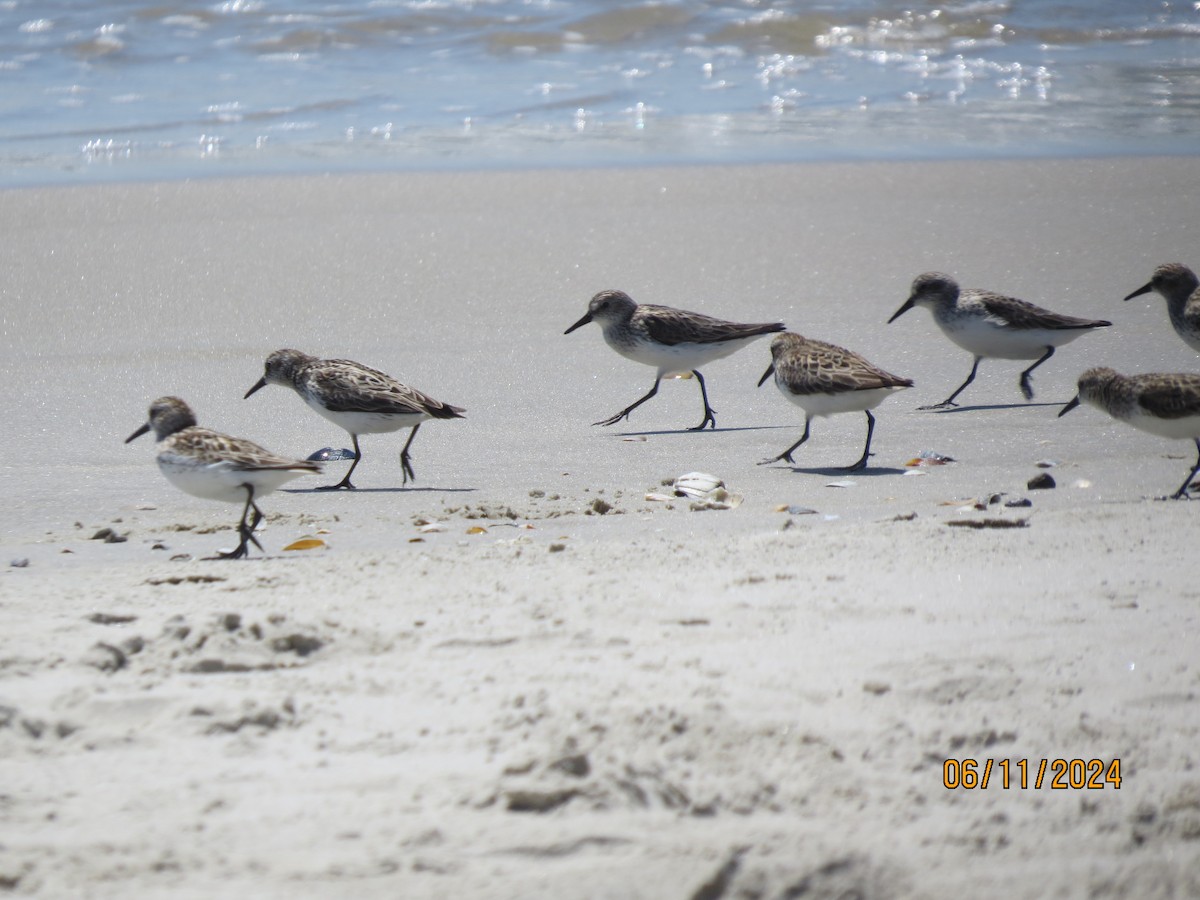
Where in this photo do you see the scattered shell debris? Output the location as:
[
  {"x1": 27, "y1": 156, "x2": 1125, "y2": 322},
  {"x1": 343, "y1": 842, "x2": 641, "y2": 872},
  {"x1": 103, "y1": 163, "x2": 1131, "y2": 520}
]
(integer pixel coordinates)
[
  {"x1": 672, "y1": 472, "x2": 743, "y2": 510},
  {"x1": 307, "y1": 447, "x2": 357, "y2": 462},
  {"x1": 466, "y1": 526, "x2": 488, "y2": 535},
  {"x1": 826, "y1": 480, "x2": 856, "y2": 489},
  {"x1": 1073, "y1": 479, "x2": 1092, "y2": 489},
  {"x1": 775, "y1": 504, "x2": 818, "y2": 515},
  {"x1": 91, "y1": 527, "x2": 127, "y2": 544},
  {"x1": 905, "y1": 450, "x2": 955, "y2": 467},
  {"x1": 946, "y1": 518, "x2": 1029, "y2": 530},
  {"x1": 1035, "y1": 459, "x2": 1059, "y2": 468},
  {"x1": 622, "y1": 436, "x2": 647, "y2": 442},
  {"x1": 282, "y1": 538, "x2": 325, "y2": 551},
  {"x1": 673, "y1": 472, "x2": 723, "y2": 498}
]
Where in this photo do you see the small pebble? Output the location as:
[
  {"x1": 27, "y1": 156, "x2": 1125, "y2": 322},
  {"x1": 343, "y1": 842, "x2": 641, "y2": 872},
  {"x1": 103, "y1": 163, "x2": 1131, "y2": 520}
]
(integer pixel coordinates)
[
  {"x1": 1027, "y1": 473, "x2": 1056, "y2": 490},
  {"x1": 1004, "y1": 497, "x2": 1033, "y2": 508},
  {"x1": 10, "y1": 558, "x2": 29, "y2": 568}
]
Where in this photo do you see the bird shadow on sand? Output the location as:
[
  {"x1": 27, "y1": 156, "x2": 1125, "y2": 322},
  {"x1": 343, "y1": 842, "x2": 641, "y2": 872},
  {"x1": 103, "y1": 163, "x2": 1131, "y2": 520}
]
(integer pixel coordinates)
[
  {"x1": 609, "y1": 424, "x2": 793, "y2": 437},
  {"x1": 922, "y1": 401, "x2": 1065, "y2": 414},
  {"x1": 769, "y1": 464, "x2": 909, "y2": 477},
  {"x1": 281, "y1": 486, "x2": 478, "y2": 495}
]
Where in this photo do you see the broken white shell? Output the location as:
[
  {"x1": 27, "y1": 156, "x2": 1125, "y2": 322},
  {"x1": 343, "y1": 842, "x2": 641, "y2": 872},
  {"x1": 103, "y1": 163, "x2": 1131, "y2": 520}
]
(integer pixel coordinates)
[{"x1": 673, "y1": 472, "x2": 725, "y2": 498}]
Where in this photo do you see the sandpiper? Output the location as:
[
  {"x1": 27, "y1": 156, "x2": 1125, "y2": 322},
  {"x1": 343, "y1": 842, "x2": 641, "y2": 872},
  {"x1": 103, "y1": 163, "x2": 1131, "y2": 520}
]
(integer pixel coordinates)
[
  {"x1": 564, "y1": 288, "x2": 785, "y2": 430},
  {"x1": 1060, "y1": 367, "x2": 1200, "y2": 499},
  {"x1": 245, "y1": 349, "x2": 465, "y2": 490},
  {"x1": 888, "y1": 272, "x2": 1112, "y2": 409},
  {"x1": 1124, "y1": 263, "x2": 1200, "y2": 352},
  {"x1": 126, "y1": 397, "x2": 320, "y2": 559},
  {"x1": 757, "y1": 332, "x2": 913, "y2": 471}
]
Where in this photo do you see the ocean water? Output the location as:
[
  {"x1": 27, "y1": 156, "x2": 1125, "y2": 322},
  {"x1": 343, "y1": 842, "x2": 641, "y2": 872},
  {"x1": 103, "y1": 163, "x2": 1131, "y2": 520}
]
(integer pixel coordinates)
[{"x1": 1, "y1": 0, "x2": 1199, "y2": 186}]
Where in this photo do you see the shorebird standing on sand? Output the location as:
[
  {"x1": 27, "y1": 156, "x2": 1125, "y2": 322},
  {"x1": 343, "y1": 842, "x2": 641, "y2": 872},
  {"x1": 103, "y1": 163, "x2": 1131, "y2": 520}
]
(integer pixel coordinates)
[
  {"x1": 1060, "y1": 368, "x2": 1200, "y2": 500},
  {"x1": 126, "y1": 396, "x2": 320, "y2": 559},
  {"x1": 888, "y1": 272, "x2": 1112, "y2": 409},
  {"x1": 1124, "y1": 263, "x2": 1200, "y2": 352},
  {"x1": 757, "y1": 332, "x2": 913, "y2": 471},
  {"x1": 564, "y1": 288, "x2": 785, "y2": 430},
  {"x1": 245, "y1": 349, "x2": 465, "y2": 490}
]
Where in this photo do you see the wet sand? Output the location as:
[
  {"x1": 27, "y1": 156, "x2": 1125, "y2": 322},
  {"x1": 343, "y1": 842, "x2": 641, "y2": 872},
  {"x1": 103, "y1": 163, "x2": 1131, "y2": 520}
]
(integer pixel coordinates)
[{"x1": 2, "y1": 158, "x2": 1200, "y2": 897}]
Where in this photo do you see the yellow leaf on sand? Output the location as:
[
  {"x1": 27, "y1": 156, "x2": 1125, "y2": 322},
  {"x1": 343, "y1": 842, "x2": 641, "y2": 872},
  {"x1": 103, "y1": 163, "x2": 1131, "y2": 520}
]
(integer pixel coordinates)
[{"x1": 283, "y1": 538, "x2": 326, "y2": 551}]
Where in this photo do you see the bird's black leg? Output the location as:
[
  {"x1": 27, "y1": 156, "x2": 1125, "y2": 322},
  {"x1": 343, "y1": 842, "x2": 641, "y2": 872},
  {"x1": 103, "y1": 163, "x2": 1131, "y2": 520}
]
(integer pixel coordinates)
[
  {"x1": 758, "y1": 416, "x2": 811, "y2": 466},
  {"x1": 846, "y1": 410, "x2": 876, "y2": 471},
  {"x1": 319, "y1": 434, "x2": 361, "y2": 490},
  {"x1": 921, "y1": 357, "x2": 981, "y2": 410},
  {"x1": 688, "y1": 370, "x2": 717, "y2": 431},
  {"x1": 399, "y1": 423, "x2": 421, "y2": 485},
  {"x1": 214, "y1": 486, "x2": 263, "y2": 560},
  {"x1": 1170, "y1": 438, "x2": 1200, "y2": 499},
  {"x1": 1019, "y1": 346, "x2": 1055, "y2": 401},
  {"x1": 594, "y1": 376, "x2": 661, "y2": 427},
  {"x1": 247, "y1": 500, "x2": 264, "y2": 534}
]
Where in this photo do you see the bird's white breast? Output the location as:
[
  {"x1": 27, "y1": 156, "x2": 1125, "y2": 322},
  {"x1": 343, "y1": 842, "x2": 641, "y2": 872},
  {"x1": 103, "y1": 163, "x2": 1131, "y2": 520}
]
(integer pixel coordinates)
[
  {"x1": 778, "y1": 383, "x2": 906, "y2": 417},
  {"x1": 305, "y1": 397, "x2": 427, "y2": 436},
  {"x1": 157, "y1": 453, "x2": 307, "y2": 502}
]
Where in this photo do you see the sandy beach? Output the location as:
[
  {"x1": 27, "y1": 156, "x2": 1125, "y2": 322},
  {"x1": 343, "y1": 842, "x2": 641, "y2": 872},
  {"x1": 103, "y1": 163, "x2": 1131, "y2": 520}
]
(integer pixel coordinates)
[{"x1": 3, "y1": 157, "x2": 1200, "y2": 898}]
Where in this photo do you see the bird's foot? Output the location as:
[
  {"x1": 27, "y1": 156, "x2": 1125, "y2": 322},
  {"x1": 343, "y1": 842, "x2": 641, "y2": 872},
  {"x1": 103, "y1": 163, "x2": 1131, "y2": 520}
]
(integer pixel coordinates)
[
  {"x1": 757, "y1": 453, "x2": 793, "y2": 467},
  {"x1": 593, "y1": 410, "x2": 631, "y2": 427}
]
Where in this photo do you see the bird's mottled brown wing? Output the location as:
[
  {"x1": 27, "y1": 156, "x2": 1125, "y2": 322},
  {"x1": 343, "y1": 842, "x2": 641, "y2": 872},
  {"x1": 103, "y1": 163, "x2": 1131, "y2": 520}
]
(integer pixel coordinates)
[
  {"x1": 1136, "y1": 376, "x2": 1200, "y2": 419},
  {"x1": 640, "y1": 305, "x2": 784, "y2": 346},
  {"x1": 173, "y1": 428, "x2": 319, "y2": 472},
  {"x1": 310, "y1": 360, "x2": 461, "y2": 418},
  {"x1": 781, "y1": 339, "x2": 913, "y2": 394},
  {"x1": 977, "y1": 292, "x2": 1111, "y2": 331}
]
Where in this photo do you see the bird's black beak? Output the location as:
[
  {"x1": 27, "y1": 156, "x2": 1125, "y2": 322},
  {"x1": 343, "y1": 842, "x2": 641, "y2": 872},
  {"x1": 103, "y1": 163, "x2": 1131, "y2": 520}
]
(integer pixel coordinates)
[
  {"x1": 1058, "y1": 396, "x2": 1081, "y2": 418},
  {"x1": 125, "y1": 422, "x2": 151, "y2": 444},
  {"x1": 564, "y1": 311, "x2": 593, "y2": 335},
  {"x1": 1123, "y1": 282, "x2": 1153, "y2": 302},
  {"x1": 887, "y1": 297, "x2": 916, "y2": 324},
  {"x1": 757, "y1": 363, "x2": 775, "y2": 388},
  {"x1": 244, "y1": 377, "x2": 267, "y2": 399}
]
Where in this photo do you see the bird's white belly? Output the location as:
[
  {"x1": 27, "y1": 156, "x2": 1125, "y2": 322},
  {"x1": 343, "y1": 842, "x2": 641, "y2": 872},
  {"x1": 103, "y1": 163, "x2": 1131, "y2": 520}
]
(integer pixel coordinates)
[
  {"x1": 157, "y1": 454, "x2": 306, "y2": 502},
  {"x1": 309, "y1": 401, "x2": 426, "y2": 436},
  {"x1": 1125, "y1": 408, "x2": 1200, "y2": 440},
  {"x1": 780, "y1": 384, "x2": 906, "y2": 417},
  {"x1": 937, "y1": 317, "x2": 1086, "y2": 360},
  {"x1": 609, "y1": 335, "x2": 763, "y2": 375}
]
